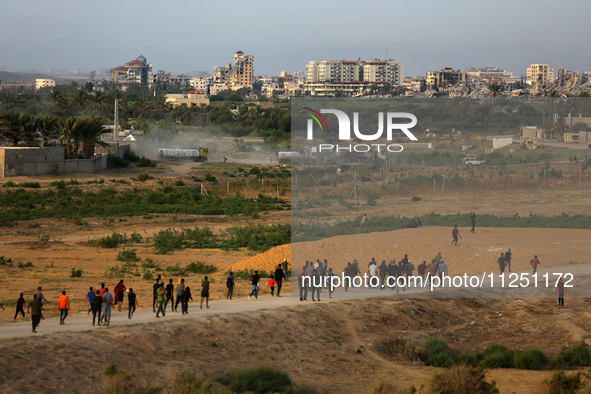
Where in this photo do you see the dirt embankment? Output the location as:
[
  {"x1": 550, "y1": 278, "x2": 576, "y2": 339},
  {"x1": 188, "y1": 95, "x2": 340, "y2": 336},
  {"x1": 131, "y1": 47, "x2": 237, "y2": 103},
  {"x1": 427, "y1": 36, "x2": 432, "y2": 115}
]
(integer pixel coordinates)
[{"x1": 0, "y1": 297, "x2": 588, "y2": 393}]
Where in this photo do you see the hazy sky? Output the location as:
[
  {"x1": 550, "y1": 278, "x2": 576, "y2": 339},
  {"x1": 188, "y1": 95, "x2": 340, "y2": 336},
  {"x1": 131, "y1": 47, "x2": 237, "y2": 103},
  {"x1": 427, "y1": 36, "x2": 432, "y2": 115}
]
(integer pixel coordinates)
[{"x1": 1, "y1": 0, "x2": 590, "y2": 77}]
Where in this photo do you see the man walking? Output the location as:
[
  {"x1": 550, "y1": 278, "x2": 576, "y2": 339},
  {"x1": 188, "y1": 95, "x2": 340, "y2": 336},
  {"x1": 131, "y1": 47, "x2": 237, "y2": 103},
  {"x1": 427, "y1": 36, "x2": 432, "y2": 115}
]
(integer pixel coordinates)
[
  {"x1": 114, "y1": 280, "x2": 126, "y2": 312},
  {"x1": 358, "y1": 213, "x2": 368, "y2": 234},
  {"x1": 275, "y1": 264, "x2": 286, "y2": 297},
  {"x1": 469, "y1": 213, "x2": 476, "y2": 233},
  {"x1": 152, "y1": 278, "x2": 160, "y2": 313},
  {"x1": 497, "y1": 253, "x2": 507, "y2": 274},
  {"x1": 57, "y1": 290, "x2": 70, "y2": 325},
  {"x1": 93, "y1": 290, "x2": 102, "y2": 326},
  {"x1": 156, "y1": 283, "x2": 166, "y2": 318},
  {"x1": 84, "y1": 287, "x2": 95, "y2": 316},
  {"x1": 281, "y1": 258, "x2": 289, "y2": 280},
  {"x1": 556, "y1": 277, "x2": 566, "y2": 307},
  {"x1": 128, "y1": 288, "x2": 138, "y2": 319},
  {"x1": 164, "y1": 279, "x2": 174, "y2": 311},
  {"x1": 101, "y1": 288, "x2": 114, "y2": 326},
  {"x1": 226, "y1": 272, "x2": 235, "y2": 299},
  {"x1": 14, "y1": 293, "x2": 25, "y2": 320},
  {"x1": 175, "y1": 279, "x2": 185, "y2": 312},
  {"x1": 451, "y1": 225, "x2": 461, "y2": 246},
  {"x1": 505, "y1": 248, "x2": 512, "y2": 272},
  {"x1": 249, "y1": 270, "x2": 260, "y2": 300},
  {"x1": 531, "y1": 255, "x2": 541, "y2": 274},
  {"x1": 27, "y1": 294, "x2": 43, "y2": 333},
  {"x1": 35, "y1": 286, "x2": 48, "y2": 321}
]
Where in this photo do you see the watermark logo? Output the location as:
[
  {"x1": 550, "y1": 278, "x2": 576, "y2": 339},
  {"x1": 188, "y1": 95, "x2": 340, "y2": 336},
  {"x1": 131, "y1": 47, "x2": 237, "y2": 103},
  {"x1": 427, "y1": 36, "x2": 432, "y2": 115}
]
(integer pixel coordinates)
[{"x1": 305, "y1": 109, "x2": 418, "y2": 141}]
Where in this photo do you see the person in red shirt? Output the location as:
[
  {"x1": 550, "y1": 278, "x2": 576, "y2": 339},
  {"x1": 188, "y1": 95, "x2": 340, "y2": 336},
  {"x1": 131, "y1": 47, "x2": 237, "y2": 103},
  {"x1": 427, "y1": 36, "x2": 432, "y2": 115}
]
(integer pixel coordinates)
[
  {"x1": 417, "y1": 261, "x2": 427, "y2": 279},
  {"x1": 556, "y1": 277, "x2": 566, "y2": 307},
  {"x1": 268, "y1": 277, "x2": 276, "y2": 296},
  {"x1": 451, "y1": 225, "x2": 461, "y2": 246},
  {"x1": 114, "y1": 280, "x2": 126, "y2": 311},
  {"x1": 531, "y1": 255, "x2": 540, "y2": 274},
  {"x1": 57, "y1": 290, "x2": 70, "y2": 325}
]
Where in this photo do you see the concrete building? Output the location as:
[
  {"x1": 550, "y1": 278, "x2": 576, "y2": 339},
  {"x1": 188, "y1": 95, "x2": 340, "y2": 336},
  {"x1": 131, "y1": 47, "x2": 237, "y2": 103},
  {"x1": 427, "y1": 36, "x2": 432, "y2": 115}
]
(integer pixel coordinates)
[
  {"x1": 35, "y1": 79, "x2": 56, "y2": 90},
  {"x1": 426, "y1": 68, "x2": 467, "y2": 89},
  {"x1": 213, "y1": 51, "x2": 254, "y2": 88},
  {"x1": 110, "y1": 55, "x2": 153, "y2": 87},
  {"x1": 526, "y1": 63, "x2": 554, "y2": 85},
  {"x1": 492, "y1": 137, "x2": 513, "y2": 149},
  {"x1": 305, "y1": 59, "x2": 403, "y2": 86},
  {"x1": 0, "y1": 145, "x2": 129, "y2": 177},
  {"x1": 190, "y1": 77, "x2": 213, "y2": 93},
  {"x1": 165, "y1": 90, "x2": 209, "y2": 107},
  {"x1": 304, "y1": 81, "x2": 391, "y2": 96}
]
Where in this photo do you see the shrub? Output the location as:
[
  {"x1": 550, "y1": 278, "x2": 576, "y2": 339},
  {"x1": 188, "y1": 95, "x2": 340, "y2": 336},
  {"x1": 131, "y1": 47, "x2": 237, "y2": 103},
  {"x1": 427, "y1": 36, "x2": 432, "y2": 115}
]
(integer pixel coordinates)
[
  {"x1": 411, "y1": 196, "x2": 422, "y2": 201},
  {"x1": 185, "y1": 261, "x2": 217, "y2": 274},
  {"x1": 137, "y1": 157, "x2": 157, "y2": 167},
  {"x1": 0, "y1": 256, "x2": 13, "y2": 267},
  {"x1": 123, "y1": 149, "x2": 140, "y2": 162},
  {"x1": 142, "y1": 270, "x2": 154, "y2": 281},
  {"x1": 173, "y1": 370, "x2": 219, "y2": 394},
  {"x1": 141, "y1": 258, "x2": 159, "y2": 269},
  {"x1": 17, "y1": 261, "x2": 33, "y2": 269},
  {"x1": 205, "y1": 173, "x2": 217, "y2": 183},
  {"x1": 137, "y1": 173, "x2": 153, "y2": 182},
  {"x1": 480, "y1": 343, "x2": 513, "y2": 369},
  {"x1": 116, "y1": 249, "x2": 141, "y2": 263},
  {"x1": 513, "y1": 348, "x2": 548, "y2": 370},
  {"x1": 129, "y1": 232, "x2": 143, "y2": 243},
  {"x1": 70, "y1": 268, "x2": 83, "y2": 278},
  {"x1": 94, "y1": 233, "x2": 127, "y2": 248},
  {"x1": 3, "y1": 181, "x2": 17, "y2": 188},
  {"x1": 424, "y1": 337, "x2": 456, "y2": 368},
  {"x1": 107, "y1": 154, "x2": 129, "y2": 168},
  {"x1": 216, "y1": 366, "x2": 295, "y2": 394},
  {"x1": 20, "y1": 182, "x2": 40, "y2": 188},
  {"x1": 459, "y1": 351, "x2": 484, "y2": 367},
  {"x1": 229, "y1": 268, "x2": 271, "y2": 281},
  {"x1": 543, "y1": 370, "x2": 590, "y2": 394},
  {"x1": 430, "y1": 365, "x2": 498, "y2": 394},
  {"x1": 174, "y1": 180, "x2": 185, "y2": 187},
  {"x1": 552, "y1": 341, "x2": 591, "y2": 368}
]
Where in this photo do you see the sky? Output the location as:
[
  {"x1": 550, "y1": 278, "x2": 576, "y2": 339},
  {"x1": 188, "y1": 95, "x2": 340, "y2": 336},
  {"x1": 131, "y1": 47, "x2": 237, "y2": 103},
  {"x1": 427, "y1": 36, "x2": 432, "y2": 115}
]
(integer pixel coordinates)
[{"x1": 1, "y1": 0, "x2": 590, "y2": 78}]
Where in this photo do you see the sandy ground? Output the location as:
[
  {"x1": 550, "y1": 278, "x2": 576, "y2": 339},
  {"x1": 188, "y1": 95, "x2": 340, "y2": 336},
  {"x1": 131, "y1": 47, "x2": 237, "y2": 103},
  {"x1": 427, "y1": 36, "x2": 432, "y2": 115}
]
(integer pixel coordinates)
[{"x1": 0, "y1": 296, "x2": 590, "y2": 393}]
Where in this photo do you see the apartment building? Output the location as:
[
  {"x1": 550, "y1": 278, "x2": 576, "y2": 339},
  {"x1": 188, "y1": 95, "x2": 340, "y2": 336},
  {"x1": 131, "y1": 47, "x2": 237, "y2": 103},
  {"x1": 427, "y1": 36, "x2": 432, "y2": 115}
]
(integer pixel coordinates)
[
  {"x1": 526, "y1": 63, "x2": 554, "y2": 85},
  {"x1": 35, "y1": 79, "x2": 56, "y2": 90},
  {"x1": 110, "y1": 55, "x2": 153, "y2": 87},
  {"x1": 305, "y1": 59, "x2": 403, "y2": 85},
  {"x1": 213, "y1": 51, "x2": 254, "y2": 88},
  {"x1": 426, "y1": 68, "x2": 467, "y2": 89}
]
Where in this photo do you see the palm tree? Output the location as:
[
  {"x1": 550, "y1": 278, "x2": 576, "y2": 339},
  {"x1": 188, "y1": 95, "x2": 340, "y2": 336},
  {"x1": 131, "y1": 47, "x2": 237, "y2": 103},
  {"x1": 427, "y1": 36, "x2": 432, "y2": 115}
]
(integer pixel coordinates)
[
  {"x1": 489, "y1": 84, "x2": 502, "y2": 98},
  {"x1": 88, "y1": 91, "x2": 107, "y2": 115},
  {"x1": 60, "y1": 116, "x2": 109, "y2": 159},
  {"x1": 70, "y1": 90, "x2": 89, "y2": 108},
  {"x1": 153, "y1": 96, "x2": 170, "y2": 119},
  {"x1": 0, "y1": 111, "x2": 35, "y2": 145},
  {"x1": 135, "y1": 97, "x2": 151, "y2": 118},
  {"x1": 34, "y1": 115, "x2": 61, "y2": 147}
]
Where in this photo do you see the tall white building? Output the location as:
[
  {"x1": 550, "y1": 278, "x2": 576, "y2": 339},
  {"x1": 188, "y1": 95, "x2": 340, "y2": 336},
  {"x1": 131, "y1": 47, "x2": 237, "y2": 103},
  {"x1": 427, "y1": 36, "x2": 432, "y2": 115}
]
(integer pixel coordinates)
[
  {"x1": 526, "y1": 63, "x2": 554, "y2": 85},
  {"x1": 306, "y1": 59, "x2": 403, "y2": 86}
]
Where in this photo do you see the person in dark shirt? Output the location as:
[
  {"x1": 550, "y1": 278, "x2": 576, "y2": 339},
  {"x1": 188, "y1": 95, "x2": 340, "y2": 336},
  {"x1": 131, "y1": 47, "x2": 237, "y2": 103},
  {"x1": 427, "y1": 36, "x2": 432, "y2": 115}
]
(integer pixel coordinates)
[
  {"x1": 451, "y1": 225, "x2": 461, "y2": 245},
  {"x1": 498, "y1": 253, "x2": 507, "y2": 274},
  {"x1": 469, "y1": 213, "x2": 476, "y2": 233},
  {"x1": 164, "y1": 279, "x2": 175, "y2": 311},
  {"x1": 505, "y1": 248, "x2": 512, "y2": 272},
  {"x1": 249, "y1": 271, "x2": 260, "y2": 300},
  {"x1": 226, "y1": 272, "x2": 235, "y2": 300},
  {"x1": 93, "y1": 290, "x2": 102, "y2": 326},
  {"x1": 152, "y1": 278, "x2": 160, "y2": 313},
  {"x1": 182, "y1": 286, "x2": 193, "y2": 314},
  {"x1": 274, "y1": 264, "x2": 286, "y2": 297},
  {"x1": 14, "y1": 293, "x2": 25, "y2": 319},
  {"x1": 128, "y1": 288, "x2": 138, "y2": 319},
  {"x1": 200, "y1": 277, "x2": 210, "y2": 309},
  {"x1": 27, "y1": 294, "x2": 43, "y2": 333}
]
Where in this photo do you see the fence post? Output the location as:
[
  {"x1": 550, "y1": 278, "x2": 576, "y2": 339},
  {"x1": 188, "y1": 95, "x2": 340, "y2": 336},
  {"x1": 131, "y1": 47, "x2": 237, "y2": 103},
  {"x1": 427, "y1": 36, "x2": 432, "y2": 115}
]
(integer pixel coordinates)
[
  {"x1": 227, "y1": 182, "x2": 230, "y2": 195},
  {"x1": 433, "y1": 178, "x2": 436, "y2": 194}
]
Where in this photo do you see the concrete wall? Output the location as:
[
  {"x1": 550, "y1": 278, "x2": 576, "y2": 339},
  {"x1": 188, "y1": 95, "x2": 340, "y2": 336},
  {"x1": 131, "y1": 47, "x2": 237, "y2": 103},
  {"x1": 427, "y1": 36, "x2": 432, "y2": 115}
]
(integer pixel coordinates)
[
  {"x1": 493, "y1": 137, "x2": 513, "y2": 149},
  {"x1": 0, "y1": 144, "x2": 130, "y2": 177}
]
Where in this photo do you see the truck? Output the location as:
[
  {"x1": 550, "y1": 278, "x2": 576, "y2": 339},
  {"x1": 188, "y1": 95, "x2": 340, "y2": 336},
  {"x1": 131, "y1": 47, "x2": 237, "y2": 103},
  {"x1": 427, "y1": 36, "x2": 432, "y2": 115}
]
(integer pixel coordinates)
[
  {"x1": 158, "y1": 147, "x2": 208, "y2": 162},
  {"x1": 277, "y1": 151, "x2": 301, "y2": 164},
  {"x1": 462, "y1": 157, "x2": 485, "y2": 166}
]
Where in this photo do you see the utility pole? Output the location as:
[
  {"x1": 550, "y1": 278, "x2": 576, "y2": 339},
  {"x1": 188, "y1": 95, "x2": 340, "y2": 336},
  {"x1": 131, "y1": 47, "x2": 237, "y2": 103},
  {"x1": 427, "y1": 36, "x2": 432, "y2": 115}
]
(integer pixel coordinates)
[{"x1": 113, "y1": 99, "x2": 119, "y2": 141}]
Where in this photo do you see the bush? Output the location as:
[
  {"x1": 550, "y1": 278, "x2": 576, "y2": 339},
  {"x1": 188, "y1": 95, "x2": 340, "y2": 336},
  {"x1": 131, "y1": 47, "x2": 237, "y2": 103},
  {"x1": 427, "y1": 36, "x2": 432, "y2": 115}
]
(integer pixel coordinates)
[
  {"x1": 137, "y1": 157, "x2": 157, "y2": 167},
  {"x1": 17, "y1": 261, "x2": 33, "y2": 269},
  {"x1": 3, "y1": 181, "x2": 17, "y2": 188},
  {"x1": 430, "y1": 365, "x2": 499, "y2": 394},
  {"x1": 20, "y1": 182, "x2": 40, "y2": 188},
  {"x1": 173, "y1": 370, "x2": 220, "y2": 394},
  {"x1": 544, "y1": 370, "x2": 590, "y2": 394},
  {"x1": 552, "y1": 341, "x2": 591, "y2": 368},
  {"x1": 137, "y1": 173, "x2": 153, "y2": 182},
  {"x1": 424, "y1": 338, "x2": 456, "y2": 368},
  {"x1": 107, "y1": 154, "x2": 129, "y2": 169},
  {"x1": 123, "y1": 149, "x2": 140, "y2": 162},
  {"x1": 94, "y1": 232, "x2": 128, "y2": 248},
  {"x1": 459, "y1": 351, "x2": 484, "y2": 367},
  {"x1": 70, "y1": 268, "x2": 83, "y2": 278},
  {"x1": 411, "y1": 196, "x2": 422, "y2": 201},
  {"x1": 229, "y1": 268, "x2": 271, "y2": 281},
  {"x1": 480, "y1": 343, "x2": 513, "y2": 369},
  {"x1": 142, "y1": 270, "x2": 154, "y2": 281},
  {"x1": 174, "y1": 180, "x2": 185, "y2": 187},
  {"x1": 129, "y1": 232, "x2": 143, "y2": 243},
  {"x1": 116, "y1": 249, "x2": 141, "y2": 263},
  {"x1": 216, "y1": 366, "x2": 298, "y2": 394},
  {"x1": 513, "y1": 348, "x2": 548, "y2": 370},
  {"x1": 142, "y1": 258, "x2": 159, "y2": 269},
  {"x1": 205, "y1": 173, "x2": 217, "y2": 183},
  {"x1": 185, "y1": 261, "x2": 217, "y2": 274}
]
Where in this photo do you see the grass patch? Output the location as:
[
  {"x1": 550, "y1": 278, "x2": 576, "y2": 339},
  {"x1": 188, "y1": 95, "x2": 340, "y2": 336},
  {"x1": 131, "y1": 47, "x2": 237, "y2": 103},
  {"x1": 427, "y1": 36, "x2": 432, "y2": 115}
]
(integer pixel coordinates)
[
  {"x1": 216, "y1": 366, "x2": 308, "y2": 394},
  {"x1": 430, "y1": 365, "x2": 498, "y2": 394}
]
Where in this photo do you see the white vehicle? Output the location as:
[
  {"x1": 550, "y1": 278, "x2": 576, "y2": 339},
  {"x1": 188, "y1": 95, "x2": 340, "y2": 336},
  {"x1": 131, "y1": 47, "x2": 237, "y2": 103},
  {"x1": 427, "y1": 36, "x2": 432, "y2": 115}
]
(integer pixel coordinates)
[{"x1": 462, "y1": 157, "x2": 486, "y2": 166}]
